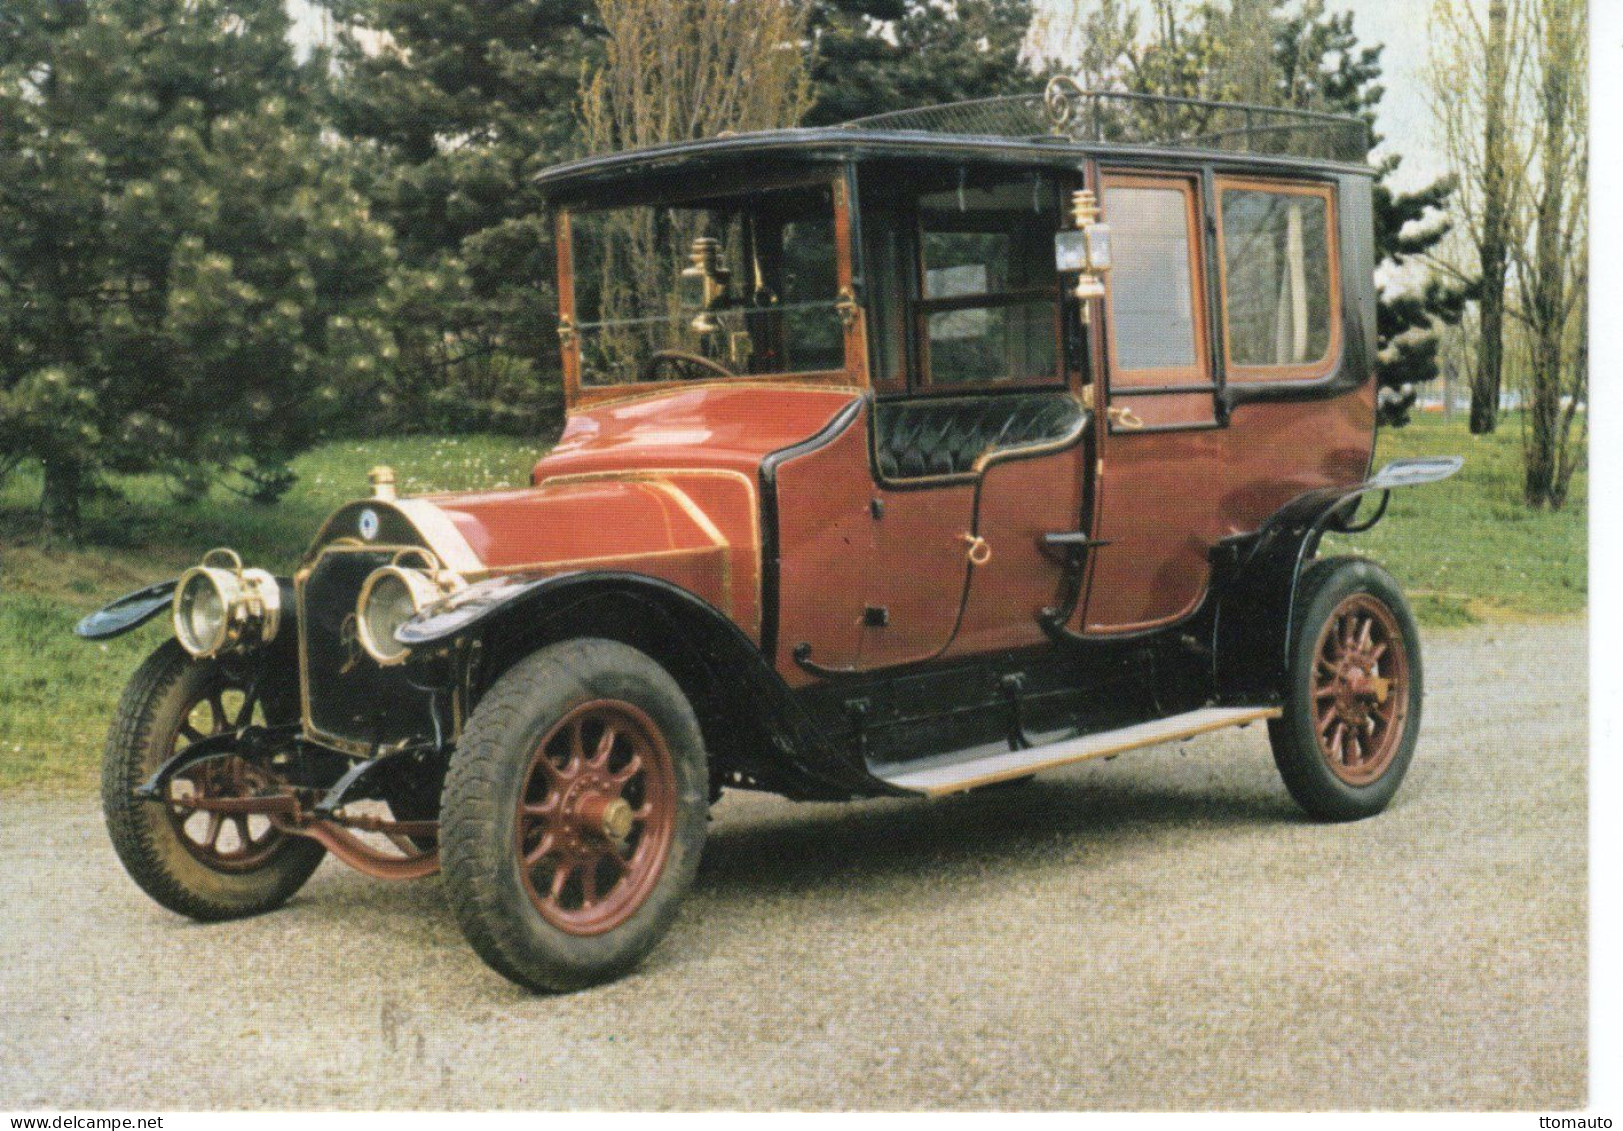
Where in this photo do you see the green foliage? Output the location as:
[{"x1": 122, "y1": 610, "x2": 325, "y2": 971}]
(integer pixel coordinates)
[
  {"x1": 0, "y1": 0, "x2": 394, "y2": 532},
  {"x1": 317, "y1": 0, "x2": 600, "y2": 435},
  {"x1": 0, "y1": 431, "x2": 544, "y2": 790},
  {"x1": 805, "y1": 0, "x2": 1039, "y2": 125},
  {"x1": 1324, "y1": 413, "x2": 1586, "y2": 623}
]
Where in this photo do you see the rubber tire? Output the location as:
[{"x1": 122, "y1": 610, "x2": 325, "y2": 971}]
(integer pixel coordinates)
[
  {"x1": 102, "y1": 640, "x2": 326, "y2": 921},
  {"x1": 440, "y1": 639, "x2": 709, "y2": 993},
  {"x1": 1268, "y1": 556, "x2": 1424, "y2": 822}
]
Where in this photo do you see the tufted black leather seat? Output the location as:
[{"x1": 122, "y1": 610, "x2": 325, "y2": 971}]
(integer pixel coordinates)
[{"x1": 873, "y1": 391, "x2": 1087, "y2": 480}]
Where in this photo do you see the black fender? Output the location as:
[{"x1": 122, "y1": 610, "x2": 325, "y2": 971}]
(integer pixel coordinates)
[
  {"x1": 74, "y1": 580, "x2": 178, "y2": 640},
  {"x1": 1211, "y1": 456, "x2": 1462, "y2": 702},
  {"x1": 399, "y1": 570, "x2": 902, "y2": 801}
]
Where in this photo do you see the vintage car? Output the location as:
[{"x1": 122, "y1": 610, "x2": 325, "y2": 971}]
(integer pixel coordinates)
[{"x1": 79, "y1": 81, "x2": 1459, "y2": 992}]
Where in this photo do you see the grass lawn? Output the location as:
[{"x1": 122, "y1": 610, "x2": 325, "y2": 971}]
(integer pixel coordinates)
[
  {"x1": 0, "y1": 412, "x2": 1585, "y2": 790},
  {"x1": 1326, "y1": 412, "x2": 1587, "y2": 626}
]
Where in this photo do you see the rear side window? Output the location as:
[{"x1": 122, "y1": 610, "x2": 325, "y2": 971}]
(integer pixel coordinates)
[{"x1": 1218, "y1": 182, "x2": 1340, "y2": 380}]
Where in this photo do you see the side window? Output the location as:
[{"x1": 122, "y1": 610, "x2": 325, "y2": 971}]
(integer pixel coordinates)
[
  {"x1": 914, "y1": 175, "x2": 1063, "y2": 389},
  {"x1": 1101, "y1": 177, "x2": 1207, "y2": 385},
  {"x1": 1218, "y1": 182, "x2": 1340, "y2": 381}
]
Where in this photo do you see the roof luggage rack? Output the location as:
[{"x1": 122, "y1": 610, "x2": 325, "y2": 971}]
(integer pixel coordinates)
[{"x1": 843, "y1": 77, "x2": 1371, "y2": 165}]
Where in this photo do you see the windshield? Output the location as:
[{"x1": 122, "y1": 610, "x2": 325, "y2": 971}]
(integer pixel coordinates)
[{"x1": 566, "y1": 180, "x2": 846, "y2": 388}]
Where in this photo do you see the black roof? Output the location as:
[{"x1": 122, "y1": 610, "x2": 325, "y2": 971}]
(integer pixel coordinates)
[{"x1": 536, "y1": 85, "x2": 1374, "y2": 203}]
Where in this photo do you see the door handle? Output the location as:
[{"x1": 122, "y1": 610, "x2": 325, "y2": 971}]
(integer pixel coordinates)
[
  {"x1": 959, "y1": 533, "x2": 993, "y2": 567},
  {"x1": 1107, "y1": 406, "x2": 1144, "y2": 430}
]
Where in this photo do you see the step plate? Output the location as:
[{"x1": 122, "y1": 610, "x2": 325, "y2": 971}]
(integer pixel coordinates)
[{"x1": 873, "y1": 705, "x2": 1283, "y2": 797}]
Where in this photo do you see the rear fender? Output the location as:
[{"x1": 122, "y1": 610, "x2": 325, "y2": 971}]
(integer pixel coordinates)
[{"x1": 1212, "y1": 456, "x2": 1463, "y2": 701}]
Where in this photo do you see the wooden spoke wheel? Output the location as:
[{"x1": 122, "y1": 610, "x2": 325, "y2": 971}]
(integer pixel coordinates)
[
  {"x1": 1269, "y1": 557, "x2": 1424, "y2": 822},
  {"x1": 1310, "y1": 594, "x2": 1410, "y2": 786},
  {"x1": 102, "y1": 641, "x2": 325, "y2": 921},
  {"x1": 441, "y1": 639, "x2": 709, "y2": 993},
  {"x1": 515, "y1": 700, "x2": 678, "y2": 934},
  {"x1": 164, "y1": 680, "x2": 287, "y2": 872}
]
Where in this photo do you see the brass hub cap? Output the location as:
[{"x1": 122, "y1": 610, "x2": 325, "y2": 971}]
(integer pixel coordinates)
[
  {"x1": 515, "y1": 700, "x2": 677, "y2": 935},
  {"x1": 1311, "y1": 594, "x2": 1409, "y2": 785}
]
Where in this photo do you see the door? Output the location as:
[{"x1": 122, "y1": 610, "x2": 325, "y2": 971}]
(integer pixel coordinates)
[{"x1": 1081, "y1": 172, "x2": 1221, "y2": 634}]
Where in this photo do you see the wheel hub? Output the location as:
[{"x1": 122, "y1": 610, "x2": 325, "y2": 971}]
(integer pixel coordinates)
[
  {"x1": 514, "y1": 699, "x2": 678, "y2": 935},
  {"x1": 1310, "y1": 594, "x2": 1409, "y2": 785}
]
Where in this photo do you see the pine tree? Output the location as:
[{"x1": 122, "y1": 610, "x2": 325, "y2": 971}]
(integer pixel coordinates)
[
  {"x1": 317, "y1": 0, "x2": 601, "y2": 432},
  {"x1": 805, "y1": 0, "x2": 1038, "y2": 126},
  {"x1": 0, "y1": 0, "x2": 393, "y2": 534}
]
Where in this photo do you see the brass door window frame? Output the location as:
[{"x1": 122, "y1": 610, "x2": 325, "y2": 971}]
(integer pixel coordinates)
[{"x1": 1096, "y1": 171, "x2": 1214, "y2": 393}]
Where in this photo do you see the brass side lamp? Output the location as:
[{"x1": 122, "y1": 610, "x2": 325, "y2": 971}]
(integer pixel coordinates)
[
  {"x1": 681, "y1": 236, "x2": 733, "y2": 335},
  {"x1": 1054, "y1": 188, "x2": 1112, "y2": 324}
]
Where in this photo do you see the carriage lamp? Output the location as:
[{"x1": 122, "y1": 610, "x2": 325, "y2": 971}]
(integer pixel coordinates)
[
  {"x1": 172, "y1": 548, "x2": 282, "y2": 659},
  {"x1": 1055, "y1": 188, "x2": 1112, "y2": 321},
  {"x1": 355, "y1": 550, "x2": 466, "y2": 666},
  {"x1": 681, "y1": 236, "x2": 732, "y2": 334}
]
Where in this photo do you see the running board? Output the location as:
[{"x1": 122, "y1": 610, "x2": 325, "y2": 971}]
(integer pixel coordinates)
[{"x1": 872, "y1": 705, "x2": 1282, "y2": 797}]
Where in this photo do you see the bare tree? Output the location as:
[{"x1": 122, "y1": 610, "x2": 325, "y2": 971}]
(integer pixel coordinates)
[
  {"x1": 1512, "y1": 0, "x2": 1586, "y2": 509},
  {"x1": 579, "y1": 0, "x2": 812, "y2": 156},
  {"x1": 576, "y1": 0, "x2": 812, "y2": 378},
  {"x1": 1431, "y1": 0, "x2": 1587, "y2": 507},
  {"x1": 1429, "y1": 0, "x2": 1530, "y2": 434}
]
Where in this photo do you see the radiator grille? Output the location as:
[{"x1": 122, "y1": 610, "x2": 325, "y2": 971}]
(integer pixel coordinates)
[{"x1": 299, "y1": 547, "x2": 442, "y2": 754}]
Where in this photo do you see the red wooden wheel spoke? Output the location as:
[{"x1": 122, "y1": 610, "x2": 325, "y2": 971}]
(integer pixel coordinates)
[
  {"x1": 514, "y1": 699, "x2": 678, "y2": 936},
  {"x1": 524, "y1": 832, "x2": 556, "y2": 868},
  {"x1": 1309, "y1": 594, "x2": 1410, "y2": 786},
  {"x1": 161, "y1": 676, "x2": 289, "y2": 872},
  {"x1": 549, "y1": 862, "x2": 574, "y2": 901},
  {"x1": 592, "y1": 727, "x2": 617, "y2": 767}
]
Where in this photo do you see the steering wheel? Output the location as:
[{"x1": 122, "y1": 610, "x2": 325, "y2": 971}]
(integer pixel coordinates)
[{"x1": 640, "y1": 350, "x2": 736, "y2": 383}]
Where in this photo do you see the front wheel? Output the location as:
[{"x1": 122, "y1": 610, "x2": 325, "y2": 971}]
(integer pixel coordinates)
[
  {"x1": 102, "y1": 641, "x2": 326, "y2": 920},
  {"x1": 440, "y1": 639, "x2": 709, "y2": 992},
  {"x1": 1268, "y1": 557, "x2": 1423, "y2": 822}
]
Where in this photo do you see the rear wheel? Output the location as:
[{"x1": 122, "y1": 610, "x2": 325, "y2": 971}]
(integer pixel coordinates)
[
  {"x1": 102, "y1": 641, "x2": 326, "y2": 920},
  {"x1": 440, "y1": 639, "x2": 708, "y2": 992},
  {"x1": 1269, "y1": 557, "x2": 1423, "y2": 821}
]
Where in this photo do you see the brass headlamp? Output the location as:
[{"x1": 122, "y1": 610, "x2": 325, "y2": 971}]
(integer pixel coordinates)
[
  {"x1": 172, "y1": 548, "x2": 282, "y2": 659},
  {"x1": 355, "y1": 548, "x2": 467, "y2": 666}
]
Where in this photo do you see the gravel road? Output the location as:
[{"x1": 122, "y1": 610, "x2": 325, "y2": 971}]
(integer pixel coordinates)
[{"x1": 0, "y1": 621, "x2": 1586, "y2": 1110}]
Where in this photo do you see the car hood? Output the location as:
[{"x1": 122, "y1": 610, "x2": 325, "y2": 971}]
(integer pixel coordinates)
[
  {"x1": 532, "y1": 384, "x2": 861, "y2": 482},
  {"x1": 302, "y1": 386, "x2": 858, "y2": 637}
]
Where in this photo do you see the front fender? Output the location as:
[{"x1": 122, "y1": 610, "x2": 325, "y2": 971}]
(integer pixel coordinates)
[
  {"x1": 74, "y1": 580, "x2": 178, "y2": 640},
  {"x1": 398, "y1": 570, "x2": 898, "y2": 801},
  {"x1": 75, "y1": 574, "x2": 301, "y2": 643},
  {"x1": 1212, "y1": 456, "x2": 1462, "y2": 701}
]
